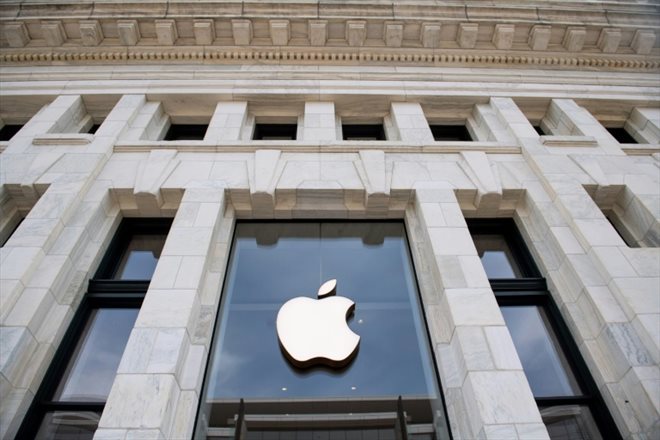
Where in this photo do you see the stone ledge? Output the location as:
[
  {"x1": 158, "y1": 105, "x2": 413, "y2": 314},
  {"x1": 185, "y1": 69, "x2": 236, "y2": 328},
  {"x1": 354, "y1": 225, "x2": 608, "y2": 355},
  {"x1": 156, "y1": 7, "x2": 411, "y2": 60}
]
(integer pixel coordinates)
[
  {"x1": 540, "y1": 135, "x2": 598, "y2": 147},
  {"x1": 620, "y1": 144, "x2": 660, "y2": 155},
  {"x1": 32, "y1": 134, "x2": 94, "y2": 145},
  {"x1": 112, "y1": 140, "x2": 521, "y2": 154}
]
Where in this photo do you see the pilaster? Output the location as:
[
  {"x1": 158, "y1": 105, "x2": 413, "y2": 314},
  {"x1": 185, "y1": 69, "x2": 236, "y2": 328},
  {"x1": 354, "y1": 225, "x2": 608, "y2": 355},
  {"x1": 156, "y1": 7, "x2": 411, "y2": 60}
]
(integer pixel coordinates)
[
  {"x1": 97, "y1": 186, "x2": 228, "y2": 439},
  {"x1": 410, "y1": 184, "x2": 548, "y2": 439}
]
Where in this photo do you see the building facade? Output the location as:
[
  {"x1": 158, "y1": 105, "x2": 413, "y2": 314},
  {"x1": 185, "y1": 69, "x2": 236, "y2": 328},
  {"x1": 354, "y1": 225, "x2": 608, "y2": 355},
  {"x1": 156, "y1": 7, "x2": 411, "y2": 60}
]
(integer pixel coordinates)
[{"x1": 0, "y1": 1, "x2": 659, "y2": 439}]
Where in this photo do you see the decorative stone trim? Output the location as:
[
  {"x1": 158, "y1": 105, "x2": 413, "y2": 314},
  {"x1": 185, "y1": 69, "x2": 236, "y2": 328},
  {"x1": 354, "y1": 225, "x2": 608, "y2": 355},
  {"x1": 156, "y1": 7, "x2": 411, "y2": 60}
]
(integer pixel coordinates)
[
  {"x1": 112, "y1": 140, "x2": 522, "y2": 155},
  {"x1": 1, "y1": 47, "x2": 657, "y2": 70},
  {"x1": 2, "y1": 22, "x2": 29, "y2": 48},
  {"x1": 32, "y1": 134, "x2": 94, "y2": 145},
  {"x1": 540, "y1": 135, "x2": 598, "y2": 147},
  {"x1": 79, "y1": 20, "x2": 103, "y2": 47},
  {"x1": 0, "y1": 14, "x2": 655, "y2": 61}
]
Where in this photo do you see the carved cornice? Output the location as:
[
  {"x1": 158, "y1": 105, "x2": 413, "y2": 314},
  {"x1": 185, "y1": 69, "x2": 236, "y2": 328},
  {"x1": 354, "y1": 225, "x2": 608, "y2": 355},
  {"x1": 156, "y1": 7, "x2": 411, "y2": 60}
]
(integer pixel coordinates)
[
  {"x1": 0, "y1": 1, "x2": 658, "y2": 69},
  {"x1": 0, "y1": 46, "x2": 658, "y2": 70}
]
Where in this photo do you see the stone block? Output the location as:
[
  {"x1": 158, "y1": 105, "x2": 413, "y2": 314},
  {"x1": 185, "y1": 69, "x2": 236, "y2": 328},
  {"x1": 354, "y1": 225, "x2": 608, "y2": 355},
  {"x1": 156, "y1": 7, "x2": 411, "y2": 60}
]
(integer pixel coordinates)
[
  {"x1": 232, "y1": 19, "x2": 252, "y2": 46},
  {"x1": 492, "y1": 24, "x2": 514, "y2": 50},
  {"x1": 168, "y1": 390, "x2": 198, "y2": 439},
  {"x1": 384, "y1": 22, "x2": 404, "y2": 47},
  {"x1": 562, "y1": 26, "x2": 586, "y2": 52},
  {"x1": 346, "y1": 20, "x2": 366, "y2": 47},
  {"x1": 358, "y1": 150, "x2": 387, "y2": 195},
  {"x1": 458, "y1": 23, "x2": 478, "y2": 49},
  {"x1": 484, "y1": 326, "x2": 523, "y2": 370},
  {"x1": 42, "y1": 21, "x2": 66, "y2": 47},
  {"x1": 444, "y1": 288, "x2": 504, "y2": 326},
  {"x1": 528, "y1": 25, "x2": 551, "y2": 51},
  {"x1": 631, "y1": 30, "x2": 655, "y2": 55},
  {"x1": 3, "y1": 23, "x2": 29, "y2": 48},
  {"x1": 135, "y1": 289, "x2": 198, "y2": 329},
  {"x1": 100, "y1": 374, "x2": 179, "y2": 429},
  {"x1": 309, "y1": 20, "x2": 327, "y2": 46},
  {"x1": 79, "y1": 20, "x2": 103, "y2": 46},
  {"x1": 155, "y1": 20, "x2": 178, "y2": 46},
  {"x1": 270, "y1": 19, "x2": 290, "y2": 46},
  {"x1": 193, "y1": 19, "x2": 215, "y2": 45},
  {"x1": 597, "y1": 28, "x2": 621, "y2": 53},
  {"x1": 421, "y1": 23, "x2": 441, "y2": 48},
  {"x1": 466, "y1": 371, "x2": 542, "y2": 424},
  {"x1": 455, "y1": 326, "x2": 495, "y2": 371},
  {"x1": 118, "y1": 20, "x2": 140, "y2": 46}
]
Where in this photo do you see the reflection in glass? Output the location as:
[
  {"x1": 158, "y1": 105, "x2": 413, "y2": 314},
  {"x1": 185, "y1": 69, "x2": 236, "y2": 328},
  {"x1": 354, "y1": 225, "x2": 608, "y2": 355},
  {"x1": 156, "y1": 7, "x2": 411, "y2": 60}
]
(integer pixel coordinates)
[
  {"x1": 115, "y1": 234, "x2": 165, "y2": 279},
  {"x1": 200, "y1": 222, "x2": 443, "y2": 435},
  {"x1": 246, "y1": 428, "x2": 397, "y2": 440},
  {"x1": 501, "y1": 306, "x2": 581, "y2": 397},
  {"x1": 35, "y1": 411, "x2": 99, "y2": 440},
  {"x1": 472, "y1": 234, "x2": 522, "y2": 278},
  {"x1": 54, "y1": 308, "x2": 138, "y2": 402},
  {"x1": 541, "y1": 406, "x2": 603, "y2": 440}
]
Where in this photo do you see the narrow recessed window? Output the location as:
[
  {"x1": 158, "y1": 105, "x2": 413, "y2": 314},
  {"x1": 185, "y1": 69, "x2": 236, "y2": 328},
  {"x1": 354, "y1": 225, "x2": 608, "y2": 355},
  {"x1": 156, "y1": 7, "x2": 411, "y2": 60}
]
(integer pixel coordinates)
[
  {"x1": 18, "y1": 218, "x2": 172, "y2": 440},
  {"x1": 164, "y1": 124, "x2": 208, "y2": 141},
  {"x1": 606, "y1": 127, "x2": 637, "y2": 144},
  {"x1": 342, "y1": 124, "x2": 385, "y2": 140},
  {"x1": 253, "y1": 123, "x2": 297, "y2": 140},
  {"x1": 430, "y1": 124, "x2": 471, "y2": 141},
  {"x1": 0, "y1": 124, "x2": 22, "y2": 141},
  {"x1": 468, "y1": 219, "x2": 620, "y2": 440},
  {"x1": 0, "y1": 217, "x2": 23, "y2": 248},
  {"x1": 586, "y1": 186, "x2": 656, "y2": 248},
  {"x1": 533, "y1": 126, "x2": 546, "y2": 135},
  {"x1": 87, "y1": 124, "x2": 100, "y2": 134}
]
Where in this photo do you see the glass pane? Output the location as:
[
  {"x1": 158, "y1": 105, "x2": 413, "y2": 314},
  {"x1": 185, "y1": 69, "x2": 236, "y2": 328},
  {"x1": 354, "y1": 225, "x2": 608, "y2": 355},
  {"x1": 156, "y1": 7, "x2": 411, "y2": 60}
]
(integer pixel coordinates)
[
  {"x1": 115, "y1": 234, "x2": 166, "y2": 280},
  {"x1": 35, "y1": 411, "x2": 99, "y2": 440},
  {"x1": 472, "y1": 234, "x2": 523, "y2": 278},
  {"x1": 540, "y1": 406, "x2": 603, "y2": 440},
  {"x1": 246, "y1": 428, "x2": 397, "y2": 440},
  {"x1": 54, "y1": 308, "x2": 138, "y2": 402},
  {"x1": 201, "y1": 222, "x2": 442, "y2": 431},
  {"x1": 501, "y1": 306, "x2": 581, "y2": 397}
]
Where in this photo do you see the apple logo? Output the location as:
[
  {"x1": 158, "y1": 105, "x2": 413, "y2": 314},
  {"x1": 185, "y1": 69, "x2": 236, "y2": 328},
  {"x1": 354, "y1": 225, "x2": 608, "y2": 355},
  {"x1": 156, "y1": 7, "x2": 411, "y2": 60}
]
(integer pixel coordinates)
[{"x1": 276, "y1": 279, "x2": 360, "y2": 368}]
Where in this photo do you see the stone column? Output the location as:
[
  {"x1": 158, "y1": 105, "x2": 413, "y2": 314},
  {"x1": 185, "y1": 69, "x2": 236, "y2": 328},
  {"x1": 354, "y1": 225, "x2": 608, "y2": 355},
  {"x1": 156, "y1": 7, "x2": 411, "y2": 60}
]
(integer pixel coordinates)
[
  {"x1": 0, "y1": 95, "x2": 147, "y2": 439},
  {"x1": 546, "y1": 99, "x2": 626, "y2": 155},
  {"x1": 204, "y1": 102, "x2": 249, "y2": 142},
  {"x1": 96, "y1": 186, "x2": 228, "y2": 439},
  {"x1": 390, "y1": 102, "x2": 434, "y2": 144},
  {"x1": 302, "y1": 102, "x2": 337, "y2": 141},
  {"x1": 492, "y1": 97, "x2": 659, "y2": 439},
  {"x1": 408, "y1": 183, "x2": 548, "y2": 440}
]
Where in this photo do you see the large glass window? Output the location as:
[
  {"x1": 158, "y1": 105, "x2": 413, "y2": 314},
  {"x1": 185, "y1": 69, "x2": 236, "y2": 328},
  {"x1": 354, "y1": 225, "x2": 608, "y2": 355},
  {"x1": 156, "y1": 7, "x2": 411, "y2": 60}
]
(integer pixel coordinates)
[
  {"x1": 18, "y1": 218, "x2": 171, "y2": 440},
  {"x1": 468, "y1": 219, "x2": 620, "y2": 440},
  {"x1": 197, "y1": 222, "x2": 449, "y2": 439}
]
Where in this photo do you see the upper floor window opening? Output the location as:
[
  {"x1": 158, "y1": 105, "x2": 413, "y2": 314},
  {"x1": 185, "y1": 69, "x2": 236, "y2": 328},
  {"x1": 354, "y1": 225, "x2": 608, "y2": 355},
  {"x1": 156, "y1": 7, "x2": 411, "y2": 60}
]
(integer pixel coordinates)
[{"x1": 164, "y1": 124, "x2": 208, "y2": 141}]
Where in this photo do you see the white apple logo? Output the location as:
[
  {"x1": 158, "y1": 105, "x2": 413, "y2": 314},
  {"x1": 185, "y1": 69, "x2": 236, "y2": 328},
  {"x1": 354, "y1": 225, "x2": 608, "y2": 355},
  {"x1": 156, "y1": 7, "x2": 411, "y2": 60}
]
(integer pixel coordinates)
[{"x1": 276, "y1": 279, "x2": 360, "y2": 368}]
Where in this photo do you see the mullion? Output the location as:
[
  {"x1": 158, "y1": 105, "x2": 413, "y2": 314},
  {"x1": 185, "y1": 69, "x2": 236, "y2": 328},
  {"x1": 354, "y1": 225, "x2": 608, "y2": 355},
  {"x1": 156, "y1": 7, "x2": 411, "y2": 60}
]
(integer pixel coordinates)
[
  {"x1": 536, "y1": 396, "x2": 592, "y2": 406},
  {"x1": 40, "y1": 401, "x2": 105, "y2": 412}
]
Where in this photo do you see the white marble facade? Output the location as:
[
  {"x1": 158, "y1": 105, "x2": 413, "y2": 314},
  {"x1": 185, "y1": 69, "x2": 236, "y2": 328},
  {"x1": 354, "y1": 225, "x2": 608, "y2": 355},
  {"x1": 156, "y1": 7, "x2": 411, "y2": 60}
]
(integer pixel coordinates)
[{"x1": 1, "y1": 1, "x2": 659, "y2": 440}]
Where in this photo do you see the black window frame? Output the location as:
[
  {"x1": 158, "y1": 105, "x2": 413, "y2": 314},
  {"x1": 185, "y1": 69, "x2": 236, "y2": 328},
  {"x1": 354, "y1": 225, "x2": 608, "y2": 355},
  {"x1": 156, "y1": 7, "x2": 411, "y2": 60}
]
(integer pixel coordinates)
[
  {"x1": 342, "y1": 124, "x2": 386, "y2": 141},
  {"x1": 164, "y1": 124, "x2": 208, "y2": 141},
  {"x1": 0, "y1": 124, "x2": 23, "y2": 141},
  {"x1": 16, "y1": 218, "x2": 172, "y2": 439},
  {"x1": 429, "y1": 124, "x2": 472, "y2": 141},
  {"x1": 605, "y1": 127, "x2": 638, "y2": 144},
  {"x1": 252, "y1": 123, "x2": 297, "y2": 140},
  {"x1": 467, "y1": 219, "x2": 621, "y2": 440}
]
